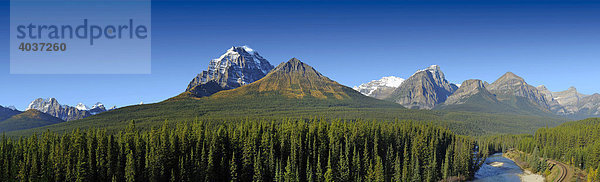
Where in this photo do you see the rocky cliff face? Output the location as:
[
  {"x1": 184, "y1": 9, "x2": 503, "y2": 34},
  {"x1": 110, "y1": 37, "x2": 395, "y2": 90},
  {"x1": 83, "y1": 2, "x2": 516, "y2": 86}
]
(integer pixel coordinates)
[
  {"x1": 353, "y1": 76, "x2": 404, "y2": 99},
  {"x1": 0, "y1": 105, "x2": 22, "y2": 121},
  {"x1": 385, "y1": 65, "x2": 458, "y2": 109},
  {"x1": 186, "y1": 46, "x2": 274, "y2": 97},
  {"x1": 27, "y1": 98, "x2": 91, "y2": 121},
  {"x1": 577, "y1": 94, "x2": 600, "y2": 115},
  {"x1": 487, "y1": 72, "x2": 551, "y2": 111},
  {"x1": 444, "y1": 79, "x2": 496, "y2": 105},
  {"x1": 536, "y1": 85, "x2": 568, "y2": 114},
  {"x1": 550, "y1": 87, "x2": 587, "y2": 114}
]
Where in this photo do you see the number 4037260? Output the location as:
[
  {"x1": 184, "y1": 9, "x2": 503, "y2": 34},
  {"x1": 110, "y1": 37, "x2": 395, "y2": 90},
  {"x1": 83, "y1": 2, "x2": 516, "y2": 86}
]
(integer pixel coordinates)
[{"x1": 18, "y1": 43, "x2": 66, "y2": 52}]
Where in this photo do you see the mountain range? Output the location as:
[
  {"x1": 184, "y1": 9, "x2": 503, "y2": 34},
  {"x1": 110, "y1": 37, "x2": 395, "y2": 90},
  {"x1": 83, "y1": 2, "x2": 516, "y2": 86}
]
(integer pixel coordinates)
[
  {"x1": 354, "y1": 65, "x2": 600, "y2": 118},
  {"x1": 0, "y1": 46, "x2": 587, "y2": 136}
]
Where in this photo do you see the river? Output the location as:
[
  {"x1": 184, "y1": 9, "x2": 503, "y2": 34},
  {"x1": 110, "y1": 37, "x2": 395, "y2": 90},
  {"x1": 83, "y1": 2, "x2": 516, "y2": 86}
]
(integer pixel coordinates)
[{"x1": 471, "y1": 153, "x2": 542, "y2": 182}]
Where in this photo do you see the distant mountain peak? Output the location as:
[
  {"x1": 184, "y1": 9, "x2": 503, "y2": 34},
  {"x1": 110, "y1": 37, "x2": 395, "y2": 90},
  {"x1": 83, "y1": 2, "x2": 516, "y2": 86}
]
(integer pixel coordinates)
[
  {"x1": 76, "y1": 103, "x2": 89, "y2": 110},
  {"x1": 498, "y1": 72, "x2": 525, "y2": 82},
  {"x1": 353, "y1": 76, "x2": 405, "y2": 99},
  {"x1": 27, "y1": 98, "x2": 90, "y2": 121},
  {"x1": 7, "y1": 106, "x2": 17, "y2": 111}
]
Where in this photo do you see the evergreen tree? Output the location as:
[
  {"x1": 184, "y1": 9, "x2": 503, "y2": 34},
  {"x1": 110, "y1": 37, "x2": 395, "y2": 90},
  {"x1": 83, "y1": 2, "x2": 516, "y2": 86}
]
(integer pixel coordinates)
[
  {"x1": 324, "y1": 152, "x2": 333, "y2": 182},
  {"x1": 230, "y1": 151, "x2": 239, "y2": 182}
]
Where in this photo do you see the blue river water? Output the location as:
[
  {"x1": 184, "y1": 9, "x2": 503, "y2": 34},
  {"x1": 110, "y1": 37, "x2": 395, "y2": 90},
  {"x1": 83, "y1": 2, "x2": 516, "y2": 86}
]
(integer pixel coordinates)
[{"x1": 471, "y1": 153, "x2": 523, "y2": 182}]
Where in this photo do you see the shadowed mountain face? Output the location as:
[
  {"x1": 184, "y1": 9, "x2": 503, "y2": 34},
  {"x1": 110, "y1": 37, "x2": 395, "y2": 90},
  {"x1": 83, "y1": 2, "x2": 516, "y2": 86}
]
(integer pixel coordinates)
[
  {"x1": 0, "y1": 109, "x2": 63, "y2": 132},
  {"x1": 0, "y1": 105, "x2": 21, "y2": 121},
  {"x1": 212, "y1": 58, "x2": 359, "y2": 100},
  {"x1": 385, "y1": 65, "x2": 458, "y2": 109},
  {"x1": 186, "y1": 46, "x2": 274, "y2": 97}
]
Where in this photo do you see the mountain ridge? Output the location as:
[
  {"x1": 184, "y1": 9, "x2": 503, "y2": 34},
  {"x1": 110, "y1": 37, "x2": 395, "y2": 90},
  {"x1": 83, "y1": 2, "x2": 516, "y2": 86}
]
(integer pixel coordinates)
[{"x1": 0, "y1": 109, "x2": 63, "y2": 133}]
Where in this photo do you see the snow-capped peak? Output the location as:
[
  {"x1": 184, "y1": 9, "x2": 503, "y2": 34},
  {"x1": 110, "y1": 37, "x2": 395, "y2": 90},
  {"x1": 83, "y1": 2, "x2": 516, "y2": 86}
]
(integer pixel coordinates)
[
  {"x1": 354, "y1": 76, "x2": 405, "y2": 96},
  {"x1": 209, "y1": 46, "x2": 273, "y2": 76},
  {"x1": 427, "y1": 65, "x2": 440, "y2": 71},
  {"x1": 241, "y1": 45, "x2": 255, "y2": 54},
  {"x1": 410, "y1": 65, "x2": 448, "y2": 84},
  {"x1": 378, "y1": 76, "x2": 405, "y2": 87},
  {"x1": 91, "y1": 102, "x2": 104, "y2": 109},
  {"x1": 413, "y1": 65, "x2": 442, "y2": 75},
  {"x1": 76, "y1": 103, "x2": 89, "y2": 110},
  {"x1": 7, "y1": 106, "x2": 17, "y2": 111}
]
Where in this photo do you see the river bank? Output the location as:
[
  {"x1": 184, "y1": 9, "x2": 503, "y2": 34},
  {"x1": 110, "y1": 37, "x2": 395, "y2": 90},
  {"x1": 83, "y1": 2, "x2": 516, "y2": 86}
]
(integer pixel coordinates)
[{"x1": 503, "y1": 150, "x2": 544, "y2": 182}]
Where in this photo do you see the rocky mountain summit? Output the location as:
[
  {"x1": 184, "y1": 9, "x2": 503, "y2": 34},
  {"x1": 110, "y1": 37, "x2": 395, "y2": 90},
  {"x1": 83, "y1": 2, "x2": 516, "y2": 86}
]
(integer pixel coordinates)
[
  {"x1": 385, "y1": 65, "x2": 458, "y2": 109},
  {"x1": 186, "y1": 46, "x2": 274, "y2": 97},
  {"x1": 27, "y1": 98, "x2": 90, "y2": 121},
  {"x1": 444, "y1": 79, "x2": 496, "y2": 105},
  {"x1": 487, "y1": 72, "x2": 551, "y2": 112},
  {"x1": 353, "y1": 76, "x2": 404, "y2": 99},
  {"x1": 552, "y1": 87, "x2": 588, "y2": 114}
]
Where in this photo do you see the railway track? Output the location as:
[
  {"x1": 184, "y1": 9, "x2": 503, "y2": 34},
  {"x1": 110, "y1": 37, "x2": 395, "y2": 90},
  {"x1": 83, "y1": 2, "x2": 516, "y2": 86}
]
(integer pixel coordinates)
[{"x1": 549, "y1": 160, "x2": 569, "y2": 182}]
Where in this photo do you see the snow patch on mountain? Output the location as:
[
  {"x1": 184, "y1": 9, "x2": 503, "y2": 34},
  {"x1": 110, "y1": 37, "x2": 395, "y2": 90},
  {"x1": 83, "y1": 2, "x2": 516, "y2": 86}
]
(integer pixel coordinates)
[
  {"x1": 354, "y1": 76, "x2": 405, "y2": 96},
  {"x1": 7, "y1": 106, "x2": 17, "y2": 111},
  {"x1": 76, "y1": 103, "x2": 89, "y2": 111}
]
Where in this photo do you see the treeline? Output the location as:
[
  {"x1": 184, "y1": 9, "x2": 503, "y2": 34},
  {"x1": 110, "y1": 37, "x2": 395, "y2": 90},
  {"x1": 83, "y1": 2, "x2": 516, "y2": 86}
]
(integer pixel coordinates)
[
  {"x1": 481, "y1": 118, "x2": 600, "y2": 181},
  {"x1": 527, "y1": 118, "x2": 600, "y2": 181},
  {"x1": 0, "y1": 119, "x2": 483, "y2": 182}
]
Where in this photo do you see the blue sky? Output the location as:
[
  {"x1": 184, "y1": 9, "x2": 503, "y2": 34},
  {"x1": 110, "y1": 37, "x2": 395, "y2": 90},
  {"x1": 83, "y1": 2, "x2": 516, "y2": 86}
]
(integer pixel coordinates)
[{"x1": 1, "y1": 0, "x2": 599, "y2": 110}]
